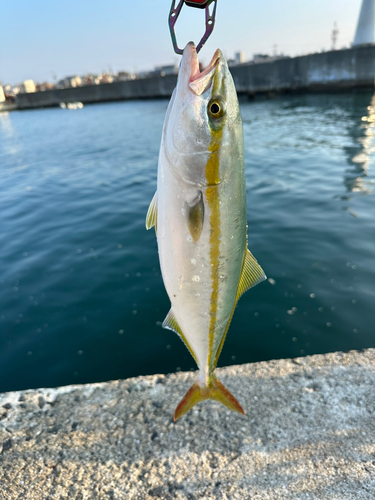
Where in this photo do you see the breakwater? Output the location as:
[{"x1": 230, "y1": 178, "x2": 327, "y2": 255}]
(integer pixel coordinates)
[{"x1": 15, "y1": 45, "x2": 375, "y2": 110}]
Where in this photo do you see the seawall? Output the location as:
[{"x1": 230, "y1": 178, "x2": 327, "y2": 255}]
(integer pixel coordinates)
[
  {"x1": 15, "y1": 75, "x2": 177, "y2": 110},
  {"x1": 232, "y1": 45, "x2": 375, "y2": 94},
  {"x1": 15, "y1": 45, "x2": 375, "y2": 110},
  {"x1": 0, "y1": 349, "x2": 374, "y2": 499}
]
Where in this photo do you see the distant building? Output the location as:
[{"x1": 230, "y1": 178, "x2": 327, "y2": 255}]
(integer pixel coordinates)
[
  {"x1": 151, "y1": 65, "x2": 178, "y2": 77},
  {"x1": 35, "y1": 82, "x2": 54, "y2": 92},
  {"x1": 235, "y1": 51, "x2": 245, "y2": 64},
  {"x1": 117, "y1": 71, "x2": 134, "y2": 81},
  {"x1": 137, "y1": 71, "x2": 150, "y2": 79},
  {"x1": 58, "y1": 76, "x2": 82, "y2": 89},
  {"x1": 19, "y1": 80, "x2": 36, "y2": 93},
  {"x1": 148, "y1": 69, "x2": 162, "y2": 77},
  {"x1": 0, "y1": 85, "x2": 5, "y2": 103},
  {"x1": 251, "y1": 53, "x2": 290, "y2": 65},
  {"x1": 160, "y1": 65, "x2": 177, "y2": 76},
  {"x1": 253, "y1": 54, "x2": 272, "y2": 64},
  {"x1": 81, "y1": 74, "x2": 102, "y2": 85},
  {"x1": 82, "y1": 74, "x2": 93, "y2": 85},
  {"x1": 67, "y1": 76, "x2": 82, "y2": 87},
  {"x1": 99, "y1": 73, "x2": 114, "y2": 84},
  {"x1": 228, "y1": 51, "x2": 246, "y2": 67},
  {"x1": 353, "y1": 0, "x2": 375, "y2": 46}
]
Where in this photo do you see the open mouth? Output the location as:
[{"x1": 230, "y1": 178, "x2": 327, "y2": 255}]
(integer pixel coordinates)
[{"x1": 187, "y1": 43, "x2": 221, "y2": 95}]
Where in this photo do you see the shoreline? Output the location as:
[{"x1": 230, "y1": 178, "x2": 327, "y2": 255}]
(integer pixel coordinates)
[
  {"x1": 1, "y1": 349, "x2": 374, "y2": 499},
  {"x1": 12, "y1": 45, "x2": 375, "y2": 111}
]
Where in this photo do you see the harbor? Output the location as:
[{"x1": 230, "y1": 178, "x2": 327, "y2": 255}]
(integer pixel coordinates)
[
  {"x1": 9, "y1": 45, "x2": 375, "y2": 110},
  {"x1": 1, "y1": 1, "x2": 375, "y2": 498},
  {"x1": 2, "y1": 0, "x2": 375, "y2": 111}
]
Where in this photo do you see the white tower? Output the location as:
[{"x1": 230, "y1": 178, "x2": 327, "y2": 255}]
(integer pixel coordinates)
[{"x1": 353, "y1": 0, "x2": 375, "y2": 46}]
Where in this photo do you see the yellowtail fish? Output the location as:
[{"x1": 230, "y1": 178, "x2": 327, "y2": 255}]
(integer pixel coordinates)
[{"x1": 146, "y1": 42, "x2": 266, "y2": 420}]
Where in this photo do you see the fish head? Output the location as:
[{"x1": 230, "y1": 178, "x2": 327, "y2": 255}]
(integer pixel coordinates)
[{"x1": 164, "y1": 42, "x2": 243, "y2": 186}]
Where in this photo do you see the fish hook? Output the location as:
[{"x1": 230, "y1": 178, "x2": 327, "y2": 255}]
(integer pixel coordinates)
[{"x1": 169, "y1": 0, "x2": 218, "y2": 55}]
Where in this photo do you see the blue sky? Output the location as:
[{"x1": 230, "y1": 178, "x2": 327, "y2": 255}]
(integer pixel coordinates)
[{"x1": 0, "y1": 0, "x2": 361, "y2": 84}]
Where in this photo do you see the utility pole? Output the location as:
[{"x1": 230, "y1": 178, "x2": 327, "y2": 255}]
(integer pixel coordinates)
[{"x1": 331, "y1": 22, "x2": 339, "y2": 50}]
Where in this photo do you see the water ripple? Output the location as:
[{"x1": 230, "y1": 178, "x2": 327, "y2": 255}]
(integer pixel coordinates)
[{"x1": 0, "y1": 96, "x2": 374, "y2": 392}]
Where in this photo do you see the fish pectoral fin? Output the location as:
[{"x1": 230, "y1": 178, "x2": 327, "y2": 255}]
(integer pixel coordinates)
[
  {"x1": 162, "y1": 309, "x2": 198, "y2": 365},
  {"x1": 146, "y1": 191, "x2": 157, "y2": 234},
  {"x1": 186, "y1": 190, "x2": 204, "y2": 243},
  {"x1": 174, "y1": 374, "x2": 245, "y2": 421},
  {"x1": 236, "y1": 248, "x2": 267, "y2": 301}
]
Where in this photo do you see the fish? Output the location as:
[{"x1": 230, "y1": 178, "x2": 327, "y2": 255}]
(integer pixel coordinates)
[{"x1": 146, "y1": 42, "x2": 266, "y2": 421}]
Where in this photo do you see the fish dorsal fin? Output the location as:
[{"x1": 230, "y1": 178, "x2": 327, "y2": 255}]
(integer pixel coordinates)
[
  {"x1": 146, "y1": 191, "x2": 157, "y2": 234},
  {"x1": 162, "y1": 308, "x2": 198, "y2": 364},
  {"x1": 236, "y1": 248, "x2": 267, "y2": 302}
]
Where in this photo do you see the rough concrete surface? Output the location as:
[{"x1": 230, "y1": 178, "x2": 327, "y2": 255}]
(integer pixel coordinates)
[{"x1": 0, "y1": 349, "x2": 374, "y2": 500}]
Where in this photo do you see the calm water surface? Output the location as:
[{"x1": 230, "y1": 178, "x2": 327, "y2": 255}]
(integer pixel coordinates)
[{"x1": 0, "y1": 94, "x2": 374, "y2": 392}]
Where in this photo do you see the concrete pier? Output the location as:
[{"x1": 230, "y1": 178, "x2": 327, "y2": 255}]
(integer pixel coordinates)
[
  {"x1": 14, "y1": 45, "x2": 375, "y2": 111},
  {"x1": 0, "y1": 349, "x2": 374, "y2": 499}
]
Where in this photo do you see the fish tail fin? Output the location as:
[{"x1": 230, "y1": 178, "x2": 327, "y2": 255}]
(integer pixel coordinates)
[{"x1": 174, "y1": 374, "x2": 245, "y2": 421}]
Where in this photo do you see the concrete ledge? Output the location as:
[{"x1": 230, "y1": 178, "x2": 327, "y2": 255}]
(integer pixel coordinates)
[{"x1": 0, "y1": 349, "x2": 374, "y2": 499}]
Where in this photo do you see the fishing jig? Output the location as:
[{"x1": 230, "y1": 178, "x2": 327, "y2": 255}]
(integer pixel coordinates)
[{"x1": 169, "y1": 0, "x2": 218, "y2": 55}]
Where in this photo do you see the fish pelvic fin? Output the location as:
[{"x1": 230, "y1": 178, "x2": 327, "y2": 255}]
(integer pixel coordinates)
[
  {"x1": 174, "y1": 374, "x2": 244, "y2": 421},
  {"x1": 146, "y1": 191, "x2": 157, "y2": 234}
]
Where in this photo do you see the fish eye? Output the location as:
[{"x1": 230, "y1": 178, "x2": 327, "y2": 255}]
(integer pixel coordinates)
[{"x1": 208, "y1": 99, "x2": 225, "y2": 120}]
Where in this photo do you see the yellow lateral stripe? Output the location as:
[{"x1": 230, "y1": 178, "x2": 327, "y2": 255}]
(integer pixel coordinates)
[
  {"x1": 205, "y1": 129, "x2": 223, "y2": 369},
  {"x1": 206, "y1": 68, "x2": 227, "y2": 371}
]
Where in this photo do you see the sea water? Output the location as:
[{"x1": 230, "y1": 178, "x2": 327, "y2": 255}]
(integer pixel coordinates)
[{"x1": 0, "y1": 94, "x2": 374, "y2": 392}]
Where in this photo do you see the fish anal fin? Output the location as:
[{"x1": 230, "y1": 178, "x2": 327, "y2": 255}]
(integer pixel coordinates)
[
  {"x1": 162, "y1": 308, "x2": 181, "y2": 335},
  {"x1": 146, "y1": 191, "x2": 157, "y2": 235},
  {"x1": 236, "y1": 248, "x2": 266, "y2": 301},
  {"x1": 162, "y1": 309, "x2": 198, "y2": 365},
  {"x1": 174, "y1": 374, "x2": 244, "y2": 421}
]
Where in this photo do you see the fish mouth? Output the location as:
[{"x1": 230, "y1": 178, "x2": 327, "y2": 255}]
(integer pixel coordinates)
[{"x1": 185, "y1": 42, "x2": 221, "y2": 96}]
